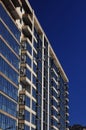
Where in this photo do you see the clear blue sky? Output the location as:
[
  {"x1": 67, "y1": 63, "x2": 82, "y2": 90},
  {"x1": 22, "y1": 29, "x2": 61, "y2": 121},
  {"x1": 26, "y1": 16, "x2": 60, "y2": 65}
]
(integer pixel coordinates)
[{"x1": 29, "y1": 0, "x2": 86, "y2": 126}]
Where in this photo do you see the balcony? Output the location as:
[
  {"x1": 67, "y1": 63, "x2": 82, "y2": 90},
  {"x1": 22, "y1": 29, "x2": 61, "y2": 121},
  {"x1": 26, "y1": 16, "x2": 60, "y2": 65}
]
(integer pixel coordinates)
[
  {"x1": 22, "y1": 25, "x2": 32, "y2": 42},
  {"x1": 16, "y1": 7, "x2": 22, "y2": 19},
  {"x1": 20, "y1": 66, "x2": 26, "y2": 76},
  {"x1": 19, "y1": 114, "x2": 25, "y2": 120},
  {"x1": 57, "y1": 113, "x2": 60, "y2": 119},
  {"x1": 65, "y1": 97, "x2": 69, "y2": 102},
  {"x1": 20, "y1": 76, "x2": 31, "y2": 86},
  {"x1": 65, "y1": 105, "x2": 69, "y2": 109},
  {"x1": 19, "y1": 94, "x2": 25, "y2": 105},
  {"x1": 23, "y1": 14, "x2": 32, "y2": 30},
  {"x1": 57, "y1": 96, "x2": 60, "y2": 102},
  {"x1": 21, "y1": 0, "x2": 32, "y2": 14},
  {"x1": 57, "y1": 85, "x2": 60, "y2": 91},
  {"x1": 58, "y1": 122, "x2": 60, "y2": 128},
  {"x1": 65, "y1": 90, "x2": 69, "y2": 95},
  {"x1": 64, "y1": 83, "x2": 68, "y2": 90},
  {"x1": 11, "y1": 0, "x2": 22, "y2": 7},
  {"x1": 66, "y1": 120, "x2": 70, "y2": 124},
  {"x1": 2, "y1": 0, "x2": 21, "y2": 19},
  {"x1": 66, "y1": 112, "x2": 69, "y2": 116},
  {"x1": 20, "y1": 53, "x2": 26, "y2": 63},
  {"x1": 18, "y1": 110, "x2": 25, "y2": 120},
  {"x1": 18, "y1": 123, "x2": 24, "y2": 130}
]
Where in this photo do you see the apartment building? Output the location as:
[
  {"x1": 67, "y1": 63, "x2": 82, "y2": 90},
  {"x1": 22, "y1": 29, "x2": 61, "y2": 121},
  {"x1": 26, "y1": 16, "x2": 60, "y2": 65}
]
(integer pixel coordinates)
[{"x1": 0, "y1": 0, "x2": 69, "y2": 130}]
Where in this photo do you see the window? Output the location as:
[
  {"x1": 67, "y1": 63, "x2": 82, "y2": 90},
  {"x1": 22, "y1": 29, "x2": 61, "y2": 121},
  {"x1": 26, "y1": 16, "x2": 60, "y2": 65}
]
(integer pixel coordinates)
[
  {"x1": 26, "y1": 55, "x2": 31, "y2": 67},
  {"x1": 0, "y1": 21, "x2": 19, "y2": 54},
  {"x1": 33, "y1": 63, "x2": 37, "y2": 73},
  {"x1": 0, "y1": 113, "x2": 16, "y2": 130},
  {"x1": 0, "y1": 39, "x2": 19, "y2": 70},
  {"x1": 0, "y1": 94, "x2": 17, "y2": 117},
  {"x1": 25, "y1": 96, "x2": 30, "y2": 107},
  {"x1": 25, "y1": 110, "x2": 30, "y2": 122},
  {"x1": 33, "y1": 75, "x2": 37, "y2": 86},
  {"x1": 0, "y1": 76, "x2": 18, "y2": 101},
  {"x1": 25, "y1": 125, "x2": 30, "y2": 130},
  {"x1": 36, "y1": 120, "x2": 41, "y2": 130},
  {"x1": 26, "y1": 68, "x2": 31, "y2": 80},
  {"x1": 32, "y1": 114, "x2": 36, "y2": 125},
  {"x1": 0, "y1": 57, "x2": 18, "y2": 85},
  {"x1": 32, "y1": 100, "x2": 36, "y2": 112},
  {"x1": 32, "y1": 87, "x2": 36, "y2": 99},
  {"x1": 33, "y1": 50, "x2": 37, "y2": 62},
  {"x1": 37, "y1": 107, "x2": 41, "y2": 118},
  {"x1": 33, "y1": 40, "x2": 37, "y2": 50},
  {"x1": 0, "y1": 4, "x2": 20, "y2": 41}
]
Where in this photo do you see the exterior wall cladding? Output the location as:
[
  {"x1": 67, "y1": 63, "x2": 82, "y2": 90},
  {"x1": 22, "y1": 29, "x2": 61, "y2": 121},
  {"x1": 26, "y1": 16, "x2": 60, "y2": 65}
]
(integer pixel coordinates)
[{"x1": 0, "y1": 0, "x2": 69, "y2": 130}]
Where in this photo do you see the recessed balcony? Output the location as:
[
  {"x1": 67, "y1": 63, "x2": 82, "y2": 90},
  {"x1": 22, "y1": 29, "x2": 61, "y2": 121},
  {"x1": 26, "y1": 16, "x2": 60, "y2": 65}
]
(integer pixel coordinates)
[
  {"x1": 2, "y1": 0, "x2": 21, "y2": 19},
  {"x1": 65, "y1": 91, "x2": 69, "y2": 95},
  {"x1": 20, "y1": 77, "x2": 31, "y2": 86},
  {"x1": 65, "y1": 97, "x2": 69, "y2": 102},
  {"x1": 11, "y1": 0, "x2": 22, "y2": 7},
  {"x1": 66, "y1": 112, "x2": 69, "y2": 116},
  {"x1": 22, "y1": 25, "x2": 32, "y2": 42},
  {"x1": 65, "y1": 105, "x2": 69, "y2": 109},
  {"x1": 66, "y1": 120, "x2": 70, "y2": 124},
  {"x1": 18, "y1": 114, "x2": 25, "y2": 120},
  {"x1": 19, "y1": 94, "x2": 25, "y2": 105},
  {"x1": 16, "y1": 7, "x2": 22, "y2": 19},
  {"x1": 21, "y1": 0, "x2": 32, "y2": 14},
  {"x1": 23, "y1": 14, "x2": 32, "y2": 30}
]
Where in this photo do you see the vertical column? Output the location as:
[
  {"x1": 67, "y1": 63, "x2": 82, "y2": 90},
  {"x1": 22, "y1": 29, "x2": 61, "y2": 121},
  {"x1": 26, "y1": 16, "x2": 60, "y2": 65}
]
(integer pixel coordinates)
[
  {"x1": 30, "y1": 10, "x2": 34, "y2": 130},
  {"x1": 41, "y1": 34, "x2": 44, "y2": 130},
  {"x1": 47, "y1": 44, "x2": 50, "y2": 130}
]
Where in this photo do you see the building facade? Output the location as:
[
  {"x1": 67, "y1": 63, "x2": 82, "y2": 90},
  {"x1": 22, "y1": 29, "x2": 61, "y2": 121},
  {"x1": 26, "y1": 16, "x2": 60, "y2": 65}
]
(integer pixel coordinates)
[{"x1": 0, "y1": 0, "x2": 69, "y2": 130}]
